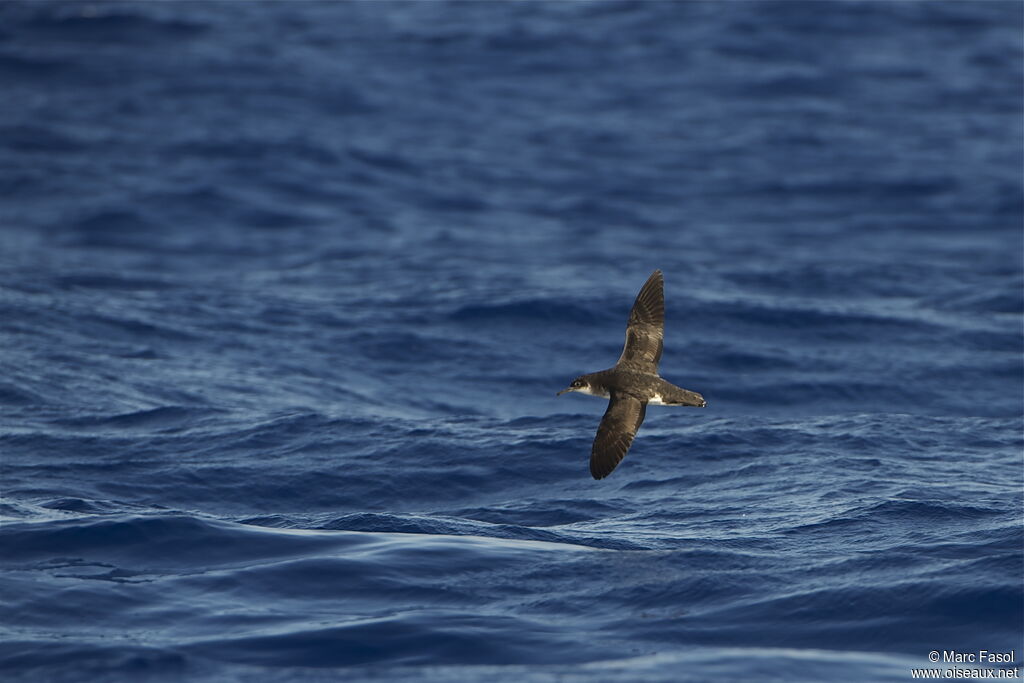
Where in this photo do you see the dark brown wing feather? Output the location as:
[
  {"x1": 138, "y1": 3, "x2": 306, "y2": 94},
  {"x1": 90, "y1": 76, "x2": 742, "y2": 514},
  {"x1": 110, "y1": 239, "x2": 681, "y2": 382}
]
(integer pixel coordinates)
[
  {"x1": 590, "y1": 393, "x2": 648, "y2": 479},
  {"x1": 616, "y1": 270, "x2": 664, "y2": 373}
]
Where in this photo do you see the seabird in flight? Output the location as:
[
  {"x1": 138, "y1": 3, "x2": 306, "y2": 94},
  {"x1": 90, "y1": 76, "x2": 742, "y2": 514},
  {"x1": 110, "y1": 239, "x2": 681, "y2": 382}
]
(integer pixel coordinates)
[{"x1": 558, "y1": 270, "x2": 706, "y2": 479}]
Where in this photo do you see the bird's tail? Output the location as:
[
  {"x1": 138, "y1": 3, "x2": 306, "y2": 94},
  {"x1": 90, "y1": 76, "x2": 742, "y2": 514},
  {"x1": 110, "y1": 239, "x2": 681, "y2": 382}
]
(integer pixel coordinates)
[{"x1": 662, "y1": 384, "x2": 706, "y2": 407}]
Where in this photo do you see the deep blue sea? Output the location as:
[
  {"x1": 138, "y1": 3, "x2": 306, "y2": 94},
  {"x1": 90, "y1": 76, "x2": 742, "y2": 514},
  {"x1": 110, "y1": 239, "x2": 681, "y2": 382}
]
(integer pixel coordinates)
[{"x1": 1, "y1": 2, "x2": 1022, "y2": 681}]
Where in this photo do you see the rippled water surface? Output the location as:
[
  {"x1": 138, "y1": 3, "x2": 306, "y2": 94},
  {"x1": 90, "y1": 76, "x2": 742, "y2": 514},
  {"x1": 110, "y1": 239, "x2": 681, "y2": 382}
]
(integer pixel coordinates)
[{"x1": 1, "y1": 2, "x2": 1022, "y2": 681}]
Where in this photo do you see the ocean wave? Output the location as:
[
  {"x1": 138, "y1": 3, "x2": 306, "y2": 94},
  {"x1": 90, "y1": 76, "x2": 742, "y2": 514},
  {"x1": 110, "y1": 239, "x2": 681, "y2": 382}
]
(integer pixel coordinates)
[
  {"x1": 1, "y1": 0, "x2": 1020, "y2": 680},
  {"x1": 18, "y1": 5, "x2": 205, "y2": 43}
]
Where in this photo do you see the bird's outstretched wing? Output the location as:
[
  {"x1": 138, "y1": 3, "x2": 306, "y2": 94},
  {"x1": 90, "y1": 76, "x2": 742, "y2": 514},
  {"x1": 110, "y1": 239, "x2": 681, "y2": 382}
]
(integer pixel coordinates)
[
  {"x1": 616, "y1": 269, "x2": 664, "y2": 373},
  {"x1": 590, "y1": 392, "x2": 648, "y2": 479}
]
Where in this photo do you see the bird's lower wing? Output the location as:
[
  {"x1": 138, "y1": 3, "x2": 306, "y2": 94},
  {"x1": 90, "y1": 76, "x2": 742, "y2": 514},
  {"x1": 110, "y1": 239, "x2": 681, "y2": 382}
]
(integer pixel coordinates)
[{"x1": 590, "y1": 393, "x2": 648, "y2": 479}]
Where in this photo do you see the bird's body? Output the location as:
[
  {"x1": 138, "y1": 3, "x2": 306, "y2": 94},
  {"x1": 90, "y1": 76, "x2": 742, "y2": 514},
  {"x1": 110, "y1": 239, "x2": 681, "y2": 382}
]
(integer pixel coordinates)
[
  {"x1": 557, "y1": 270, "x2": 705, "y2": 479},
  {"x1": 569, "y1": 368, "x2": 703, "y2": 406}
]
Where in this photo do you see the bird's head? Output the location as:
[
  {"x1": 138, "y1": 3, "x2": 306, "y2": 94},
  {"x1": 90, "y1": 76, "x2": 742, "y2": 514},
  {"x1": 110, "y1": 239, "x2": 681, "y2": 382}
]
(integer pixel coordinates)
[{"x1": 557, "y1": 376, "x2": 589, "y2": 396}]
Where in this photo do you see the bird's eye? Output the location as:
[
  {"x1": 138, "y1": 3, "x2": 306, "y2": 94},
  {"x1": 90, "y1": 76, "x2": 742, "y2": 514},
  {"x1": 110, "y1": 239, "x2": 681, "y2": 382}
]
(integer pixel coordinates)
[{"x1": 573, "y1": 380, "x2": 582, "y2": 387}]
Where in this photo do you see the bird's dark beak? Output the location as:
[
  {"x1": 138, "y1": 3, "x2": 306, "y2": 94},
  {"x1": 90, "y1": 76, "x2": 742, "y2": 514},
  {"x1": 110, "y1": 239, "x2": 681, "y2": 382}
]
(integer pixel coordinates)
[{"x1": 556, "y1": 387, "x2": 572, "y2": 396}]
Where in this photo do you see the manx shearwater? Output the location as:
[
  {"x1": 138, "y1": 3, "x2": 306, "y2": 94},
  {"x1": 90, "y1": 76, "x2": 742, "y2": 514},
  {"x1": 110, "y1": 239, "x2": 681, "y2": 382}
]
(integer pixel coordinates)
[{"x1": 558, "y1": 270, "x2": 706, "y2": 479}]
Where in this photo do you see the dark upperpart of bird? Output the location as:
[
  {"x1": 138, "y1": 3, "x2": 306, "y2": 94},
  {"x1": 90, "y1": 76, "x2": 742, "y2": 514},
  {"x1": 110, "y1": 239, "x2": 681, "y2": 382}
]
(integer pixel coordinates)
[{"x1": 557, "y1": 270, "x2": 706, "y2": 479}]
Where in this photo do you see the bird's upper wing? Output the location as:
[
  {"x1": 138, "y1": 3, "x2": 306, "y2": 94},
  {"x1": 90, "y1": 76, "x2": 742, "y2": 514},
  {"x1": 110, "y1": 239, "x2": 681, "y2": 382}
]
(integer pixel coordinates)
[
  {"x1": 616, "y1": 269, "x2": 664, "y2": 373},
  {"x1": 590, "y1": 392, "x2": 648, "y2": 479}
]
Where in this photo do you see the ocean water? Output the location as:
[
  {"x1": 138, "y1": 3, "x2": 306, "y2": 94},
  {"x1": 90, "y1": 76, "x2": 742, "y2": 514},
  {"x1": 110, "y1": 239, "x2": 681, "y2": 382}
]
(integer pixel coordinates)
[{"x1": 1, "y1": 2, "x2": 1022, "y2": 681}]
